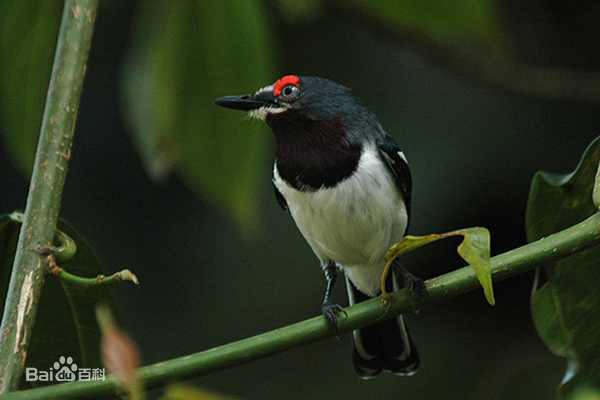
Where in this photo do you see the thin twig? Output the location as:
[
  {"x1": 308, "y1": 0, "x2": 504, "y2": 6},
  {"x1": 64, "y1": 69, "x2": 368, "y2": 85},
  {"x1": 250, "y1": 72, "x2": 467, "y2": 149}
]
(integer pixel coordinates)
[{"x1": 48, "y1": 258, "x2": 139, "y2": 288}]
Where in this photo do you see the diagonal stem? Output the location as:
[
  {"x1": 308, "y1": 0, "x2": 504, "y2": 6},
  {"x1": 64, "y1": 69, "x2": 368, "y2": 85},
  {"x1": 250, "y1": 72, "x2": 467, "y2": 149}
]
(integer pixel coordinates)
[
  {"x1": 3, "y1": 212, "x2": 600, "y2": 400},
  {"x1": 0, "y1": 0, "x2": 98, "y2": 393}
]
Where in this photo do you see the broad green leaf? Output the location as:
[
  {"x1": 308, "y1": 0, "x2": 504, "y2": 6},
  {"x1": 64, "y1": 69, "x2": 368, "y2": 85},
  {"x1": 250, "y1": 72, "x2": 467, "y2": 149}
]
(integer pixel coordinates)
[
  {"x1": 122, "y1": 0, "x2": 272, "y2": 229},
  {"x1": 526, "y1": 136, "x2": 600, "y2": 396},
  {"x1": 162, "y1": 384, "x2": 238, "y2": 400},
  {"x1": 385, "y1": 227, "x2": 495, "y2": 305},
  {"x1": 0, "y1": 214, "x2": 115, "y2": 387},
  {"x1": 0, "y1": 1, "x2": 61, "y2": 174},
  {"x1": 530, "y1": 282, "x2": 571, "y2": 359}
]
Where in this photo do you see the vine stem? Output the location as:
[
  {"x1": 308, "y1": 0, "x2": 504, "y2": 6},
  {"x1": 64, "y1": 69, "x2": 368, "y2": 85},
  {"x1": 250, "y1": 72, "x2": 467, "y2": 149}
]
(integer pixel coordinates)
[
  {"x1": 0, "y1": 0, "x2": 98, "y2": 394},
  {"x1": 4, "y1": 212, "x2": 600, "y2": 400}
]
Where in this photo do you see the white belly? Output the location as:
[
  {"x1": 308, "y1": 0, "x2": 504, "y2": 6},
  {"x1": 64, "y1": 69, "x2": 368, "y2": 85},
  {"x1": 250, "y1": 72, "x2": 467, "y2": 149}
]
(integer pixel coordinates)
[{"x1": 273, "y1": 145, "x2": 408, "y2": 296}]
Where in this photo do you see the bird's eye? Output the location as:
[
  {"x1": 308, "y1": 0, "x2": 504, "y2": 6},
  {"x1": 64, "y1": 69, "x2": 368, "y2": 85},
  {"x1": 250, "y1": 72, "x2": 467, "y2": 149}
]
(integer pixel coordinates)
[{"x1": 280, "y1": 85, "x2": 299, "y2": 101}]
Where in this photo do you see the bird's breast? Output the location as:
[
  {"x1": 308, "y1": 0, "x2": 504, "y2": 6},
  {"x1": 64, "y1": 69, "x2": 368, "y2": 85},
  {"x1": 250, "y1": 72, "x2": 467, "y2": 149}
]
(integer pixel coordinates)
[
  {"x1": 271, "y1": 113, "x2": 362, "y2": 191},
  {"x1": 273, "y1": 144, "x2": 408, "y2": 268}
]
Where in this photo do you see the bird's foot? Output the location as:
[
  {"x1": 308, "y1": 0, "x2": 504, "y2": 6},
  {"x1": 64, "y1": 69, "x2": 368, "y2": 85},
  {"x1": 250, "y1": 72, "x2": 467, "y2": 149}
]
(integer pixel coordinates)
[
  {"x1": 393, "y1": 267, "x2": 428, "y2": 314},
  {"x1": 403, "y1": 272, "x2": 427, "y2": 298},
  {"x1": 321, "y1": 302, "x2": 346, "y2": 334}
]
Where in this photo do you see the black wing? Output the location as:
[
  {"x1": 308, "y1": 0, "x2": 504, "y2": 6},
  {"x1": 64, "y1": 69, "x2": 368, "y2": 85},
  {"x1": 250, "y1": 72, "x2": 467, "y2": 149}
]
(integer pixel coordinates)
[
  {"x1": 377, "y1": 136, "x2": 412, "y2": 229},
  {"x1": 273, "y1": 182, "x2": 288, "y2": 211}
]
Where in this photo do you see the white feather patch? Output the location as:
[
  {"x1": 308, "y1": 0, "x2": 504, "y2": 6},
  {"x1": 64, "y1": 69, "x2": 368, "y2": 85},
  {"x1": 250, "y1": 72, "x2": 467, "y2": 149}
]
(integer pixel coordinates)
[
  {"x1": 247, "y1": 85, "x2": 289, "y2": 120},
  {"x1": 248, "y1": 105, "x2": 287, "y2": 121},
  {"x1": 273, "y1": 144, "x2": 408, "y2": 296},
  {"x1": 398, "y1": 151, "x2": 408, "y2": 163}
]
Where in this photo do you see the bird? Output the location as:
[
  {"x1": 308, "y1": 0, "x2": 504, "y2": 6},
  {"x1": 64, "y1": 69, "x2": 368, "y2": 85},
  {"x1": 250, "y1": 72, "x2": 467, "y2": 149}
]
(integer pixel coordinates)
[{"x1": 215, "y1": 75, "x2": 422, "y2": 378}]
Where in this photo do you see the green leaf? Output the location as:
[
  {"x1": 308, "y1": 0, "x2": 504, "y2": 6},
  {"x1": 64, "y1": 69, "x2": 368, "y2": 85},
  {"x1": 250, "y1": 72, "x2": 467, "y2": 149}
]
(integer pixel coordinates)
[
  {"x1": 161, "y1": 384, "x2": 237, "y2": 400},
  {"x1": 0, "y1": 1, "x2": 62, "y2": 174},
  {"x1": 122, "y1": 0, "x2": 273, "y2": 229},
  {"x1": 570, "y1": 388, "x2": 600, "y2": 400},
  {"x1": 0, "y1": 214, "x2": 115, "y2": 387},
  {"x1": 385, "y1": 227, "x2": 495, "y2": 305},
  {"x1": 526, "y1": 136, "x2": 600, "y2": 396},
  {"x1": 456, "y1": 227, "x2": 494, "y2": 305}
]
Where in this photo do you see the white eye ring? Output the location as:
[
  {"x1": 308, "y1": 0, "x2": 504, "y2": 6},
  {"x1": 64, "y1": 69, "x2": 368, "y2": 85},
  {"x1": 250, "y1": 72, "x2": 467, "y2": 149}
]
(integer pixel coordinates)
[{"x1": 280, "y1": 85, "x2": 300, "y2": 101}]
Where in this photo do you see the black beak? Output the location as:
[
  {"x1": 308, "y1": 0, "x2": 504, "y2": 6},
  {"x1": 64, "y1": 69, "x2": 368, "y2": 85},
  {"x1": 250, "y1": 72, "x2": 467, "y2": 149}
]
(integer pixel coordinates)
[
  {"x1": 214, "y1": 95, "x2": 265, "y2": 111},
  {"x1": 215, "y1": 89, "x2": 276, "y2": 111}
]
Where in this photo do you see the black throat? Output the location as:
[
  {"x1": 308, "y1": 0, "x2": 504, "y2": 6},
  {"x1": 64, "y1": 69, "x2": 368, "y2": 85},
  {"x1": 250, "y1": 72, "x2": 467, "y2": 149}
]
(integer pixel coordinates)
[{"x1": 267, "y1": 111, "x2": 362, "y2": 191}]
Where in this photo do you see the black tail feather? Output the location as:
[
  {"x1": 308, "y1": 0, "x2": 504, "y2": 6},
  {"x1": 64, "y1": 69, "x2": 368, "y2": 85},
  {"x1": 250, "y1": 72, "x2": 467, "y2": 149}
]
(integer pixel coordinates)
[{"x1": 346, "y1": 271, "x2": 419, "y2": 379}]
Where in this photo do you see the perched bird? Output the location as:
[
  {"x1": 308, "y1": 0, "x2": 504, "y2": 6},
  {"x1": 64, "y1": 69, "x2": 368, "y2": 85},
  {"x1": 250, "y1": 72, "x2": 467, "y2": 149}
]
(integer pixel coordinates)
[{"x1": 215, "y1": 75, "x2": 421, "y2": 378}]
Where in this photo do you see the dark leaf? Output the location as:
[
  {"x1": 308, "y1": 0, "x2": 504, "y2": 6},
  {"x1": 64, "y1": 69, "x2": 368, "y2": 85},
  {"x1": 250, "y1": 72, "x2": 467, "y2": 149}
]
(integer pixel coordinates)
[
  {"x1": 0, "y1": 1, "x2": 62, "y2": 174},
  {"x1": 526, "y1": 136, "x2": 600, "y2": 397}
]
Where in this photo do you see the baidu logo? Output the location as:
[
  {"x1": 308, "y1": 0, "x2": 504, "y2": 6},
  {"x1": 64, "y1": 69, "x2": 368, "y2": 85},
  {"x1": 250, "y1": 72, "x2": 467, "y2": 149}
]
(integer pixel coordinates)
[{"x1": 25, "y1": 355, "x2": 105, "y2": 383}]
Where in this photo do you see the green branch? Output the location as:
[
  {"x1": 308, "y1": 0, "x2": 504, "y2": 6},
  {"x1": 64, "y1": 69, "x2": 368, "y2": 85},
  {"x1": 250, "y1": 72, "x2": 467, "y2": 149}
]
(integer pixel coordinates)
[
  {"x1": 0, "y1": 0, "x2": 98, "y2": 394},
  {"x1": 4, "y1": 213, "x2": 600, "y2": 400}
]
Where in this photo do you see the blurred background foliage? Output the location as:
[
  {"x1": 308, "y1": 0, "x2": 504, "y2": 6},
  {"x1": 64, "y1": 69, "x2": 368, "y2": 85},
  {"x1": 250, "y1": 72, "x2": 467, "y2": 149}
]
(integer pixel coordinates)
[
  {"x1": 122, "y1": 0, "x2": 272, "y2": 228},
  {"x1": 0, "y1": 0, "x2": 599, "y2": 399}
]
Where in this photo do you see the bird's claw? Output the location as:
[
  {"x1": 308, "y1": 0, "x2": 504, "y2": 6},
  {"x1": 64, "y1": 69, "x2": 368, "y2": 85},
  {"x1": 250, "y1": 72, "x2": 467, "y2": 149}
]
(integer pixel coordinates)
[
  {"x1": 400, "y1": 272, "x2": 427, "y2": 314},
  {"x1": 322, "y1": 303, "x2": 346, "y2": 333},
  {"x1": 405, "y1": 274, "x2": 427, "y2": 298}
]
